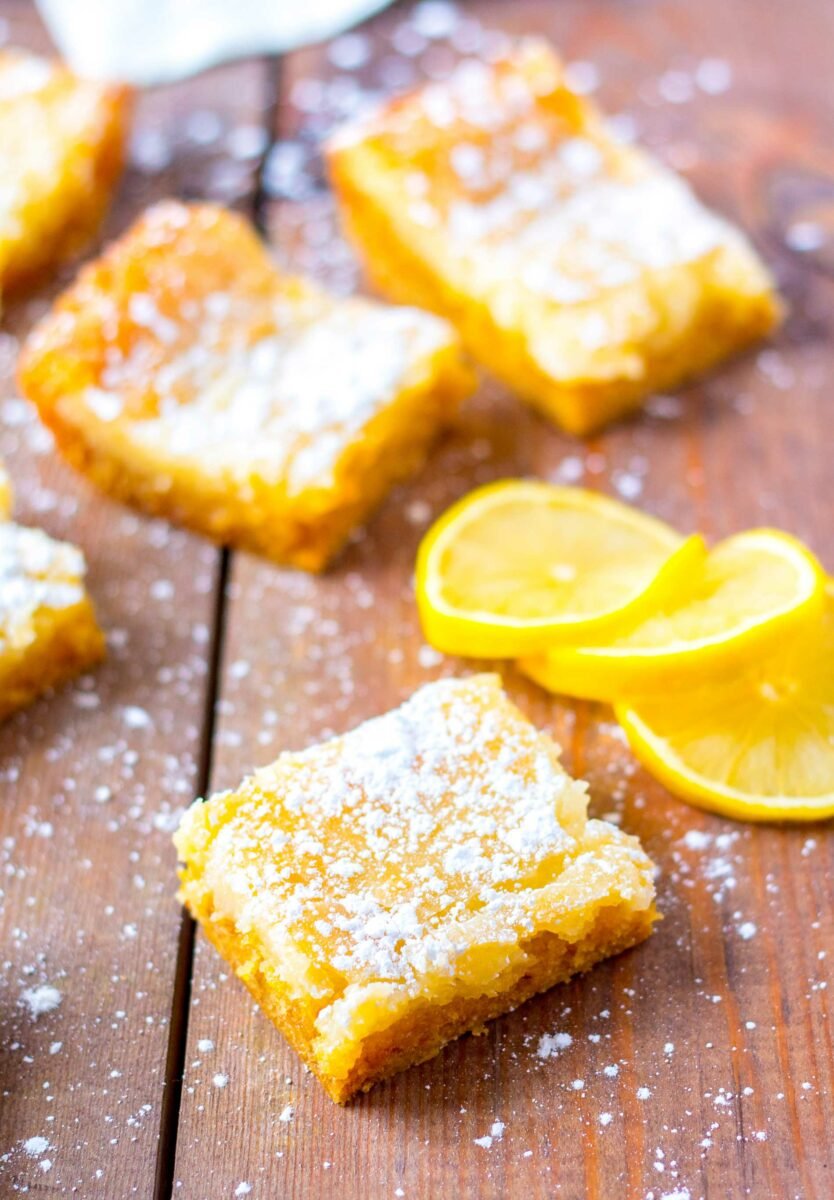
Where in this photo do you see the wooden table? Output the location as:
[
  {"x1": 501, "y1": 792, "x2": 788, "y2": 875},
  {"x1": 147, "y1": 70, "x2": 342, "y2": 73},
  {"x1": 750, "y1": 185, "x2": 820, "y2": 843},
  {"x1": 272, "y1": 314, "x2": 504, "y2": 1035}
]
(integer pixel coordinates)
[{"x1": 1, "y1": 0, "x2": 832, "y2": 1196}]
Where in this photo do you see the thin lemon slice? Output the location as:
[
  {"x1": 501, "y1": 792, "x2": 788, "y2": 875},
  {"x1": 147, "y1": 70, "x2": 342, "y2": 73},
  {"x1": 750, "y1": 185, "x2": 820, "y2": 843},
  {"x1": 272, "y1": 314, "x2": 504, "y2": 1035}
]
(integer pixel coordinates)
[
  {"x1": 416, "y1": 481, "x2": 690, "y2": 657},
  {"x1": 615, "y1": 585, "x2": 834, "y2": 822},
  {"x1": 520, "y1": 529, "x2": 826, "y2": 700}
]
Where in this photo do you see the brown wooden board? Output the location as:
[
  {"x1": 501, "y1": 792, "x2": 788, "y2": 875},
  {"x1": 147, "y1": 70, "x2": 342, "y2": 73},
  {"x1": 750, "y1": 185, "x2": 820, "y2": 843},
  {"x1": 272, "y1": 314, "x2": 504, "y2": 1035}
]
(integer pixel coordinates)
[
  {"x1": 1, "y1": 0, "x2": 833, "y2": 1197},
  {"x1": 0, "y1": 4, "x2": 271, "y2": 1194},
  {"x1": 170, "y1": 1, "x2": 833, "y2": 1199}
]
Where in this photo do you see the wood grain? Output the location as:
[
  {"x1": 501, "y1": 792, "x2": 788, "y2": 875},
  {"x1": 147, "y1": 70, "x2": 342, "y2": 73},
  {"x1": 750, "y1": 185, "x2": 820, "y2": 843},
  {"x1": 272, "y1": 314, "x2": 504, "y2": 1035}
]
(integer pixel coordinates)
[
  {"x1": 170, "y1": 2, "x2": 833, "y2": 1199},
  {"x1": 0, "y1": 6, "x2": 271, "y2": 1194},
  {"x1": 1, "y1": 0, "x2": 832, "y2": 1196}
]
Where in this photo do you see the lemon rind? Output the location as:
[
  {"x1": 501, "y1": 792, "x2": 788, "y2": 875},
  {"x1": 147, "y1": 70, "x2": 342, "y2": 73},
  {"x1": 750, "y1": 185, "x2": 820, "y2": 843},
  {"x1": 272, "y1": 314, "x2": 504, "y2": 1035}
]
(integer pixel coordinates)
[{"x1": 616, "y1": 703, "x2": 834, "y2": 823}]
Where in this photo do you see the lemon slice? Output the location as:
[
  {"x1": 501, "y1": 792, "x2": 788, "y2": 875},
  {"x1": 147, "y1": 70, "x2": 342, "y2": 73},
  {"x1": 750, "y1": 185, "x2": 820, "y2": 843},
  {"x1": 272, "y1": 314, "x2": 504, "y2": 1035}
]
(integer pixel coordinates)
[
  {"x1": 416, "y1": 480, "x2": 690, "y2": 657},
  {"x1": 520, "y1": 529, "x2": 826, "y2": 700},
  {"x1": 616, "y1": 584, "x2": 834, "y2": 822}
]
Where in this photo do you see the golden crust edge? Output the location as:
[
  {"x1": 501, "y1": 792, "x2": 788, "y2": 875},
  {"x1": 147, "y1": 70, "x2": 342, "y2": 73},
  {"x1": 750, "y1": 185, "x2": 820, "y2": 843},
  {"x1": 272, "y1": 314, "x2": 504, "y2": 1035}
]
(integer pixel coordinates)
[
  {"x1": 178, "y1": 862, "x2": 657, "y2": 1104},
  {"x1": 19, "y1": 336, "x2": 474, "y2": 570}
]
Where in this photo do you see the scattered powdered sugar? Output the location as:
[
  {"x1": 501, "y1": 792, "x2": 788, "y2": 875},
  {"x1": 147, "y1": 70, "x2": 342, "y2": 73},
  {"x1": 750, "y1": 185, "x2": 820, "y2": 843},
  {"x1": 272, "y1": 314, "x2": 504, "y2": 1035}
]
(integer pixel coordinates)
[
  {"x1": 19, "y1": 984, "x2": 62, "y2": 1019},
  {"x1": 263, "y1": 140, "x2": 317, "y2": 201},
  {"x1": 785, "y1": 221, "x2": 825, "y2": 253},
  {"x1": 694, "y1": 57, "x2": 732, "y2": 95},
  {"x1": 417, "y1": 644, "x2": 443, "y2": 670},
  {"x1": 564, "y1": 60, "x2": 599, "y2": 95},
  {"x1": 328, "y1": 32, "x2": 372, "y2": 72},
  {"x1": 411, "y1": 1, "x2": 460, "y2": 41},
  {"x1": 122, "y1": 705, "x2": 153, "y2": 731},
  {"x1": 537, "y1": 1031, "x2": 573, "y2": 1059},
  {"x1": 681, "y1": 830, "x2": 711, "y2": 852},
  {"x1": 474, "y1": 1119, "x2": 505, "y2": 1149},
  {"x1": 657, "y1": 69, "x2": 695, "y2": 105},
  {"x1": 551, "y1": 455, "x2": 583, "y2": 484},
  {"x1": 130, "y1": 127, "x2": 173, "y2": 173},
  {"x1": 613, "y1": 470, "x2": 643, "y2": 501},
  {"x1": 21, "y1": 1136, "x2": 49, "y2": 1157}
]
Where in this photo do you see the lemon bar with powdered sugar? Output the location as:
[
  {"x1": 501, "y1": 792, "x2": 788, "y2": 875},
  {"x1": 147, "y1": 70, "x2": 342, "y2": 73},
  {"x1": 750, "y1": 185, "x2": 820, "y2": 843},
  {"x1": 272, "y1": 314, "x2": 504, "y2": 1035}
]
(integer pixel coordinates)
[
  {"x1": 0, "y1": 48, "x2": 129, "y2": 304},
  {"x1": 19, "y1": 201, "x2": 474, "y2": 570},
  {"x1": 327, "y1": 40, "x2": 780, "y2": 436},
  {"x1": 174, "y1": 674, "x2": 657, "y2": 1102},
  {"x1": 0, "y1": 520, "x2": 104, "y2": 720}
]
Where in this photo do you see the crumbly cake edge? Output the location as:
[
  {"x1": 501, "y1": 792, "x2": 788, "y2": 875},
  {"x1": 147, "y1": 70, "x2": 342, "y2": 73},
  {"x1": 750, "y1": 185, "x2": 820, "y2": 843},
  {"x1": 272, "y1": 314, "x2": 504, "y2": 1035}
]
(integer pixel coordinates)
[
  {"x1": 181, "y1": 868, "x2": 657, "y2": 1103},
  {"x1": 20, "y1": 334, "x2": 472, "y2": 570},
  {"x1": 0, "y1": 596, "x2": 105, "y2": 722}
]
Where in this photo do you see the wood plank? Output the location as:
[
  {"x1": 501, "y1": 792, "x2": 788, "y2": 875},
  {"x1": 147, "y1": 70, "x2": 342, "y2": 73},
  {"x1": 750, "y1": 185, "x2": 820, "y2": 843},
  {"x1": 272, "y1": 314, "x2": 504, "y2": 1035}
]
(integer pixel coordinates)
[
  {"x1": 0, "y1": 5, "x2": 272, "y2": 1193},
  {"x1": 170, "y1": 1, "x2": 834, "y2": 1197}
]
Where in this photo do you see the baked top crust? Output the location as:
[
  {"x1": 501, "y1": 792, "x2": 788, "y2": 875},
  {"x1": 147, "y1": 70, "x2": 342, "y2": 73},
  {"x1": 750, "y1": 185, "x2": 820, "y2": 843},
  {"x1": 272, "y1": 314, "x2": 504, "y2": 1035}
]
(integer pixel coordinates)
[
  {"x1": 18, "y1": 201, "x2": 473, "y2": 568},
  {"x1": 327, "y1": 40, "x2": 780, "y2": 434}
]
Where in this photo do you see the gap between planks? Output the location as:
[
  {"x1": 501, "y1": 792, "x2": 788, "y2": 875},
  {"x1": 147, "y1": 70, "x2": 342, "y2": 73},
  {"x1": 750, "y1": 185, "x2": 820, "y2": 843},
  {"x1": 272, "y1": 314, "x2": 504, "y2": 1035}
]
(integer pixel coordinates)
[
  {"x1": 152, "y1": 547, "x2": 230, "y2": 1199},
  {"x1": 153, "y1": 53, "x2": 283, "y2": 1198}
]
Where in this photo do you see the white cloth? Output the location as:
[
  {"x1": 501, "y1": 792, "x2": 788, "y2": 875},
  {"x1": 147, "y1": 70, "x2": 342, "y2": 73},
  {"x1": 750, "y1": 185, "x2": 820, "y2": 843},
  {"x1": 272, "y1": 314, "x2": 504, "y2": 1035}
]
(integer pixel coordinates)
[{"x1": 35, "y1": 0, "x2": 393, "y2": 84}]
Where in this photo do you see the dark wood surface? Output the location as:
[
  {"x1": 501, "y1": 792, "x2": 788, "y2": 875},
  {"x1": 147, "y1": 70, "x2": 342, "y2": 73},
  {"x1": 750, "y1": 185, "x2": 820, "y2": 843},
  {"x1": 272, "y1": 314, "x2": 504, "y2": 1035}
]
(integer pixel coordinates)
[{"x1": 1, "y1": 1, "x2": 832, "y2": 1197}]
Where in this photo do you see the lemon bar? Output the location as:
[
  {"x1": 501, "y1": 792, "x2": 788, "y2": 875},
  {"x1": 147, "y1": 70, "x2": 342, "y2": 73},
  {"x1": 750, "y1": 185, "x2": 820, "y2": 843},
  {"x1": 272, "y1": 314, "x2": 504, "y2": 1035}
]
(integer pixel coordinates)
[
  {"x1": 0, "y1": 521, "x2": 105, "y2": 721},
  {"x1": 327, "y1": 41, "x2": 781, "y2": 436},
  {"x1": 0, "y1": 49, "x2": 130, "y2": 302},
  {"x1": 175, "y1": 674, "x2": 657, "y2": 1102},
  {"x1": 19, "y1": 201, "x2": 474, "y2": 570}
]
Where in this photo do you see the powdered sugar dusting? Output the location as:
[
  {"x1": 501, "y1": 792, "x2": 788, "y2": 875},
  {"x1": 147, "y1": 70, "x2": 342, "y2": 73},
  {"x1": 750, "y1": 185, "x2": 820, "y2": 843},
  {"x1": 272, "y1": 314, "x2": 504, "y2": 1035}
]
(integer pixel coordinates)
[
  {"x1": 178, "y1": 676, "x2": 613, "y2": 992},
  {"x1": 19, "y1": 984, "x2": 62, "y2": 1020},
  {"x1": 177, "y1": 674, "x2": 656, "y2": 1051},
  {"x1": 537, "y1": 1030, "x2": 573, "y2": 1059},
  {"x1": 1, "y1": 3, "x2": 825, "y2": 1194},
  {"x1": 330, "y1": 41, "x2": 754, "y2": 327},
  {"x1": 34, "y1": 202, "x2": 458, "y2": 496},
  {"x1": 0, "y1": 523, "x2": 87, "y2": 637}
]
